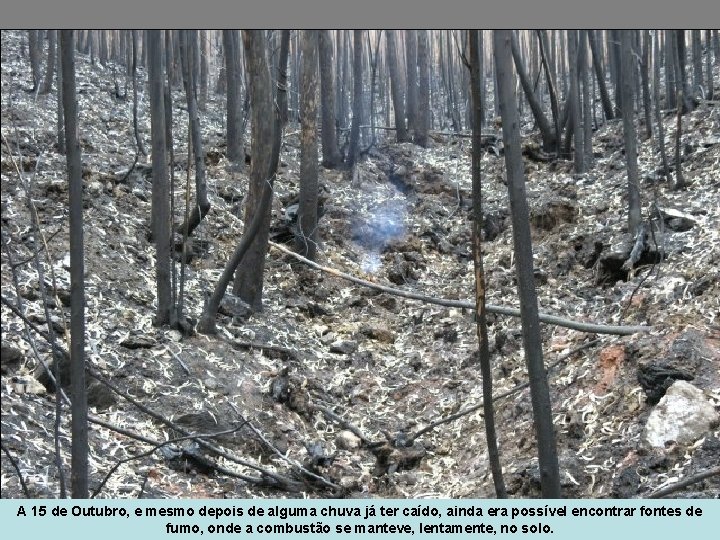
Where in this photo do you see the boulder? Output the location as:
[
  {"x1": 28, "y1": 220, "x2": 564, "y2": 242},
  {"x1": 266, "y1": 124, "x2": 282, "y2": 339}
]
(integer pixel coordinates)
[{"x1": 644, "y1": 381, "x2": 719, "y2": 448}]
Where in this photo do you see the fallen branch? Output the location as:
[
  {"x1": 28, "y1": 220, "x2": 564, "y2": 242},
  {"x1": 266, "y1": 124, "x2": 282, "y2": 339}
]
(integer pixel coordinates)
[
  {"x1": 87, "y1": 369, "x2": 310, "y2": 492},
  {"x1": 269, "y1": 242, "x2": 652, "y2": 335},
  {"x1": 1, "y1": 442, "x2": 31, "y2": 498},
  {"x1": 407, "y1": 338, "x2": 601, "y2": 443},
  {"x1": 91, "y1": 425, "x2": 247, "y2": 498},
  {"x1": 646, "y1": 466, "x2": 720, "y2": 499},
  {"x1": 0, "y1": 298, "x2": 318, "y2": 494}
]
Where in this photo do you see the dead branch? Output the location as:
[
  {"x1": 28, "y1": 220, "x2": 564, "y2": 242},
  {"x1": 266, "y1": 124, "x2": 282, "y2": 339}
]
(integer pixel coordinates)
[
  {"x1": 646, "y1": 466, "x2": 720, "y2": 499},
  {"x1": 87, "y1": 369, "x2": 309, "y2": 492},
  {"x1": 1, "y1": 442, "x2": 31, "y2": 498},
  {"x1": 92, "y1": 425, "x2": 247, "y2": 498},
  {"x1": 0, "y1": 297, "x2": 318, "y2": 494},
  {"x1": 407, "y1": 338, "x2": 601, "y2": 443},
  {"x1": 269, "y1": 242, "x2": 652, "y2": 335}
]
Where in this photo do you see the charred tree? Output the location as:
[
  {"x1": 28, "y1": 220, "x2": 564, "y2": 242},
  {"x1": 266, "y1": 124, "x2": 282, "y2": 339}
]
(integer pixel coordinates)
[
  {"x1": 405, "y1": 30, "x2": 418, "y2": 138},
  {"x1": 494, "y1": 29, "x2": 561, "y2": 499},
  {"x1": 469, "y1": 29, "x2": 507, "y2": 499},
  {"x1": 277, "y1": 30, "x2": 291, "y2": 129},
  {"x1": 176, "y1": 30, "x2": 211, "y2": 238},
  {"x1": 148, "y1": 30, "x2": 172, "y2": 327},
  {"x1": 60, "y1": 30, "x2": 89, "y2": 499},
  {"x1": 232, "y1": 30, "x2": 279, "y2": 309},
  {"x1": 386, "y1": 31, "x2": 408, "y2": 142},
  {"x1": 588, "y1": 30, "x2": 615, "y2": 121},
  {"x1": 415, "y1": 30, "x2": 430, "y2": 147},
  {"x1": 653, "y1": 31, "x2": 671, "y2": 183},
  {"x1": 40, "y1": 30, "x2": 56, "y2": 95},
  {"x1": 297, "y1": 30, "x2": 320, "y2": 260},
  {"x1": 318, "y1": 30, "x2": 342, "y2": 167},
  {"x1": 200, "y1": 30, "x2": 281, "y2": 330},
  {"x1": 223, "y1": 30, "x2": 245, "y2": 170},
  {"x1": 620, "y1": 30, "x2": 642, "y2": 236},
  {"x1": 346, "y1": 30, "x2": 364, "y2": 168},
  {"x1": 510, "y1": 32, "x2": 556, "y2": 152}
]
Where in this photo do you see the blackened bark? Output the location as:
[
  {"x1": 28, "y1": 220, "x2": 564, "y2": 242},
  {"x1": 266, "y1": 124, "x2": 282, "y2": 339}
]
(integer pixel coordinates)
[
  {"x1": 278, "y1": 30, "x2": 291, "y2": 128},
  {"x1": 346, "y1": 30, "x2": 363, "y2": 168},
  {"x1": 177, "y1": 30, "x2": 211, "y2": 238},
  {"x1": 56, "y1": 39, "x2": 65, "y2": 154},
  {"x1": 641, "y1": 31, "x2": 653, "y2": 140},
  {"x1": 297, "y1": 31, "x2": 320, "y2": 260},
  {"x1": 318, "y1": 30, "x2": 342, "y2": 166},
  {"x1": 60, "y1": 30, "x2": 89, "y2": 500},
  {"x1": 568, "y1": 30, "x2": 584, "y2": 173},
  {"x1": 469, "y1": 29, "x2": 507, "y2": 499},
  {"x1": 405, "y1": 30, "x2": 418, "y2": 137},
  {"x1": 148, "y1": 30, "x2": 172, "y2": 326},
  {"x1": 675, "y1": 31, "x2": 694, "y2": 113},
  {"x1": 653, "y1": 31, "x2": 671, "y2": 183},
  {"x1": 580, "y1": 31, "x2": 594, "y2": 170},
  {"x1": 665, "y1": 31, "x2": 677, "y2": 110},
  {"x1": 223, "y1": 30, "x2": 245, "y2": 169},
  {"x1": 494, "y1": 29, "x2": 561, "y2": 499},
  {"x1": 40, "y1": 30, "x2": 56, "y2": 94},
  {"x1": 707, "y1": 30, "x2": 714, "y2": 101},
  {"x1": 691, "y1": 30, "x2": 703, "y2": 97},
  {"x1": 674, "y1": 92, "x2": 686, "y2": 191},
  {"x1": 537, "y1": 30, "x2": 561, "y2": 153},
  {"x1": 28, "y1": 30, "x2": 42, "y2": 92},
  {"x1": 510, "y1": 32, "x2": 556, "y2": 152},
  {"x1": 232, "y1": 30, "x2": 278, "y2": 309},
  {"x1": 620, "y1": 30, "x2": 642, "y2": 236},
  {"x1": 131, "y1": 30, "x2": 147, "y2": 157},
  {"x1": 386, "y1": 31, "x2": 408, "y2": 142},
  {"x1": 588, "y1": 30, "x2": 614, "y2": 121},
  {"x1": 415, "y1": 30, "x2": 430, "y2": 147}
]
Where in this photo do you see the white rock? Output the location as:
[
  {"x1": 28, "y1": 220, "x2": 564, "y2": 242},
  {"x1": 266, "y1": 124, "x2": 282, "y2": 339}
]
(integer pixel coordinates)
[
  {"x1": 644, "y1": 380, "x2": 719, "y2": 448},
  {"x1": 336, "y1": 430, "x2": 361, "y2": 450}
]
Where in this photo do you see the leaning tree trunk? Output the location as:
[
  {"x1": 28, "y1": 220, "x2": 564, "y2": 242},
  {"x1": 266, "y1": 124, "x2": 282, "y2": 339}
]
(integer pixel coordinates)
[
  {"x1": 510, "y1": 32, "x2": 556, "y2": 152},
  {"x1": 588, "y1": 30, "x2": 615, "y2": 121},
  {"x1": 199, "y1": 30, "x2": 281, "y2": 330},
  {"x1": 177, "y1": 30, "x2": 211, "y2": 238},
  {"x1": 494, "y1": 29, "x2": 561, "y2": 499},
  {"x1": 231, "y1": 30, "x2": 278, "y2": 309},
  {"x1": 536, "y1": 30, "x2": 561, "y2": 154}
]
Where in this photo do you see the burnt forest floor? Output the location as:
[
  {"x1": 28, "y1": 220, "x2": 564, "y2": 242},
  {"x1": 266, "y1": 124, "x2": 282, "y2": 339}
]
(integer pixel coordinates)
[{"x1": 1, "y1": 30, "x2": 719, "y2": 499}]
